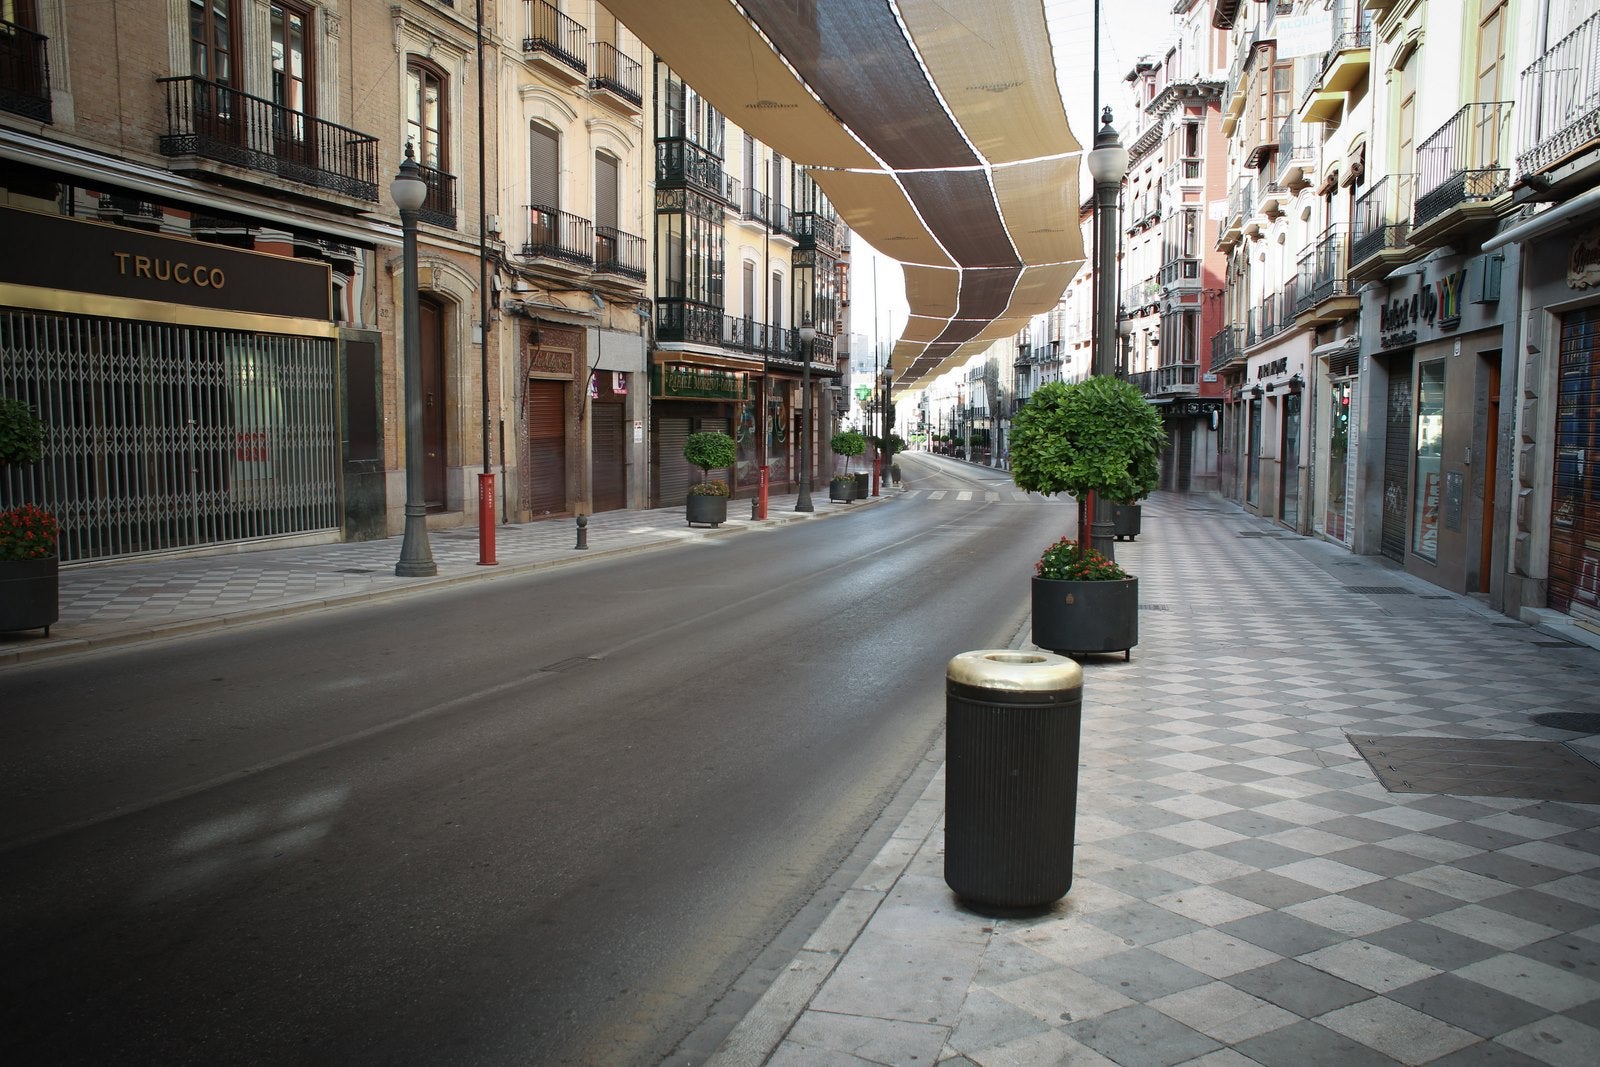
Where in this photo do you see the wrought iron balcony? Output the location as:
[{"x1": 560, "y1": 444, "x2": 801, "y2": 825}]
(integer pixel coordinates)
[
  {"x1": 656, "y1": 138, "x2": 731, "y2": 201},
  {"x1": 1123, "y1": 277, "x2": 1161, "y2": 315},
  {"x1": 1293, "y1": 225, "x2": 1353, "y2": 318},
  {"x1": 520, "y1": 204, "x2": 593, "y2": 268},
  {"x1": 742, "y1": 187, "x2": 771, "y2": 226},
  {"x1": 1351, "y1": 173, "x2": 1417, "y2": 275},
  {"x1": 1516, "y1": 10, "x2": 1600, "y2": 182},
  {"x1": 1415, "y1": 101, "x2": 1514, "y2": 228},
  {"x1": 0, "y1": 18, "x2": 50, "y2": 122},
  {"x1": 589, "y1": 41, "x2": 641, "y2": 107},
  {"x1": 655, "y1": 299, "x2": 723, "y2": 346},
  {"x1": 416, "y1": 159, "x2": 457, "y2": 228},
  {"x1": 792, "y1": 211, "x2": 839, "y2": 251},
  {"x1": 158, "y1": 76, "x2": 379, "y2": 201},
  {"x1": 1210, "y1": 325, "x2": 1243, "y2": 373},
  {"x1": 1277, "y1": 119, "x2": 1315, "y2": 188},
  {"x1": 523, "y1": 0, "x2": 586, "y2": 76},
  {"x1": 593, "y1": 225, "x2": 645, "y2": 282}
]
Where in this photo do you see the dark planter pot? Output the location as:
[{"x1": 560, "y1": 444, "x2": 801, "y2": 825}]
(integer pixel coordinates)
[
  {"x1": 829, "y1": 478, "x2": 855, "y2": 503},
  {"x1": 1031, "y1": 575, "x2": 1137, "y2": 659},
  {"x1": 854, "y1": 471, "x2": 870, "y2": 497},
  {"x1": 1112, "y1": 503, "x2": 1143, "y2": 541},
  {"x1": 685, "y1": 493, "x2": 728, "y2": 527},
  {"x1": 0, "y1": 554, "x2": 59, "y2": 636}
]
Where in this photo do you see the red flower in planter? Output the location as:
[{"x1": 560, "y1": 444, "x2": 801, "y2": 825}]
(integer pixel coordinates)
[{"x1": 0, "y1": 503, "x2": 59, "y2": 561}]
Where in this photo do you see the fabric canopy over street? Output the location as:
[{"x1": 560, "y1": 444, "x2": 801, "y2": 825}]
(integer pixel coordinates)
[{"x1": 603, "y1": 0, "x2": 1086, "y2": 394}]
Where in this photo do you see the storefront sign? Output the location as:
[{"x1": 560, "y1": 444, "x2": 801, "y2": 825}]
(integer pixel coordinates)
[
  {"x1": 528, "y1": 348, "x2": 574, "y2": 376},
  {"x1": 1379, "y1": 268, "x2": 1467, "y2": 348},
  {"x1": 1254, "y1": 356, "x2": 1289, "y2": 381},
  {"x1": 654, "y1": 363, "x2": 748, "y2": 400},
  {"x1": 0, "y1": 205, "x2": 331, "y2": 319}
]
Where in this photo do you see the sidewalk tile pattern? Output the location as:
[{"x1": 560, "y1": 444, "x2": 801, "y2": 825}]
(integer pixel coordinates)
[{"x1": 742, "y1": 494, "x2": 1600, "y2": 1067}]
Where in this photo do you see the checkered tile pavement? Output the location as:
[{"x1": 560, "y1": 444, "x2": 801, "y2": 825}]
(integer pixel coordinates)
[{"x1": 732, "y1": 493, "x2": 1600, "y2": 1067}]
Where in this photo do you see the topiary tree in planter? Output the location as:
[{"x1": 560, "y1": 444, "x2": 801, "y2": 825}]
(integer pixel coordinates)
[
  {"x1": 1011, "y1": 377, "x2": 1163, "y2": 659},
  {"x1": 683, "y1": 430, "x2": 736, "y2": 527},
  {"x1": 1011, "y1": 377, "x2": 1162, "y2": 556}
]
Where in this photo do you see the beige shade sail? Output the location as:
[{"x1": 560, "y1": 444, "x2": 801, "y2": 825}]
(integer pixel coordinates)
[{"x1": 604, "y1": 0, "x2": 1086, "y2": 394}]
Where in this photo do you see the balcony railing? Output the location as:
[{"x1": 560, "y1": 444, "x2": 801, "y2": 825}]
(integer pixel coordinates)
[
  {"x1": 523, "y1": 0, "x2": 586, "y2": 75},
  {"x1": 589, "y1": 41, "x2": 641, "y2": 106},
  {"x1": 1415, "y1": 101, "x2": 1514, "y2": 226},
  {"x1": 1126, "y1": 369, "x2": 1158, "y2": 396},
  {"x1": 742, "y1": 187, "x2": 771, "y2": 226},
  {"x1": 158, "y1": 76, "x2": 379, "y2": 201},
  {"x1": 1123, "y1": 277, "x2": 1160, "y2": 313},
  {"x1": 656, "y1": 138, "x2": 731, "y2": 201},
  {"x1": 1294, "y1": 225, "x2": 1351, "y2": 315},
  {"x1": 1210, "y1": 325, "x2": 1243, "y2": 372},
  {"x1": 1229, "y1": 176, "x2": 1255, "y2": 223},
  {"x1": 655, "y1": 299, "x2": 723, "y2": 346},
  {"x1": 520, "y1": 204, "x2": 593, "y2": 267},
  {"x1": 1516, "y1": 10, "x2": 1600, "y2": 180},
  {"x1": 594, "y1": 225, "x2": 645, "y2": 281},
  {"x1": 1277, "y1": 119, "x2": 1314, "y2": 186},
  {"x1": 0, "y1": 18, "x2": 50, "y2": 122},
  {"x1": 1352, "y1": 173, "x2": 1417, "y2": 265},
  {"x1": 417, "y1": 159, "x2": 457, "y2": 228},
  {"x1": 792, "y1": 211, "x2": 839, "y2": 251}
]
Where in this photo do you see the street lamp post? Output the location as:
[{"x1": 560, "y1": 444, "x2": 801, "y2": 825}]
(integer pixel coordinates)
[
  {"x1": 796, "y1": 319, "x2": 815, "y2": 512},
  {"x1": 392, "y1": 144, "x2": 437, "y2": 577},
  {"x1": 1086, "y1": 106, "x2": 1129, "y2": 559}
]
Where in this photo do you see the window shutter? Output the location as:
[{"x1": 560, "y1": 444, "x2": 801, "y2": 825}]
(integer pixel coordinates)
[
  {"x1": 530, "y1": 124, "x2": 560, "y2": 211},
  {"x1": 594, "y1": 152, "x2": 619, "y2": 230}
]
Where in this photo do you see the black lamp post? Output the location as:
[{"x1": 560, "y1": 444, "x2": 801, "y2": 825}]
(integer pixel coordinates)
[
  {"x1": 392, "y1": 144, "x2": 436, "y2": 577},
  {"x1": 1086, "y1": 106, "x2": 1129, "y2": 558},
  {"x1": 796, "y1": 318, "x2": 815, "y2": 512}
]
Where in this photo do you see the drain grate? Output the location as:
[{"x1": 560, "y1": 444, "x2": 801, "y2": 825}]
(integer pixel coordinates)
[
  {"x1": 338, "y1": 568, "x2": 376, "y2": 575},
  {"x1": 1349, "y1": 734, "x2": 1600, "y2": 803},
  {"x1": 1531, "y1": 712, "x2": 1600, "y2": 734},
  {"x1": 1139, "y1": 604, "x2": 1172, "y2": 612},
  {"x1": 1345, "y1": 586, "x2": 1414, "y2": 595}
]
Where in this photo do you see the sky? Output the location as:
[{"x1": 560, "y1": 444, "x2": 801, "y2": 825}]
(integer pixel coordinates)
[{"x1": 854, "y1": 0, "x2": 1181, "y2": 377}]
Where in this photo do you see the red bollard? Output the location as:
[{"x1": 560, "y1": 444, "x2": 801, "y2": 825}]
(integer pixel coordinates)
[
  {"x1": 477, "y1": 472, "x2": 497, "y2": 566},
  {"x1": 758, "y1": 465, "x2": 770, "y2": 520}
]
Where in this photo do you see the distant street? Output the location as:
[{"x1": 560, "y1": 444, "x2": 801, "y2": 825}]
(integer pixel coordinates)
[{"x1": 0, "y1": 454, "x2": 1069, "y2": 1065}]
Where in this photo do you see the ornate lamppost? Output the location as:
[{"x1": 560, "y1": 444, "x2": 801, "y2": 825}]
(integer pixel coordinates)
[
  {"x1": 796, "y1": 318, "x2": 816, "y2": 512},
  {"x1": 392, "y1": 144, "x2": 437, "y2": 577},
  {"x1": 1085, "y1": 106, "x2": 1129, "y2": 557}
]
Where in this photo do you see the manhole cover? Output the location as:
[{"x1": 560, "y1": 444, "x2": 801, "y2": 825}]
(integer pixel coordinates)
[
  {"x1": 1531, "y1": 712, "x2": 1600, "y2": 734},
  {"x1": 1348, "y1": 734, "x2": 1600, "y2": 802},
  {"x1": 1345, "y1": 586, "x2": 1414, "y2": 595}
]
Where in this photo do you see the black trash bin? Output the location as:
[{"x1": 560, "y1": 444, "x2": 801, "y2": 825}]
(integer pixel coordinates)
[{"x1": 944, "y1": 649, "x2": 1083, "y2": 909}]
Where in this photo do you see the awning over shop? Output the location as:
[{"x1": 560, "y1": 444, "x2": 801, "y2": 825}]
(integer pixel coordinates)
[{"x1": 605, "y1": 0, "x2": 1086, "y2": 395}]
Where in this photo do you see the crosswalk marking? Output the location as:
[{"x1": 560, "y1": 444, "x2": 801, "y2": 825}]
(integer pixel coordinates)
[
  {"x1": 929, "y1": 490, "x2": 947, "y2": 500},
  {"x1": 957, "y1": 491, "x2": 973, "y2": 501}
]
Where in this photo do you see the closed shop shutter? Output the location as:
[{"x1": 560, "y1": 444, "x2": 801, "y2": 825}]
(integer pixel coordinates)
[
  {"x1": 591, "y1": 402, "x2": 626, "y2": 513},
  {"x1": 526, "y1": 380, "x2": 567, "y2": 515},
  {"x1": 656, "y1": 416, "x2": 692, "y2": 506},
  {"x1": 1381, "y1": 353, "x2": 1414, "y2": 563},
  {"x1": 1550, "y1": 306, "x2": 1600, "y2": 627}
]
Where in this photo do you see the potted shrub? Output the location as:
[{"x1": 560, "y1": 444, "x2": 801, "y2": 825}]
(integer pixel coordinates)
[
  {"x1": 1011, "y1": 377, "x2": 1163, "y2": 659},
  {"x1": 830, "y1": 430, "x2": 865, "y2": 501},
  {"x1": 683, "y1": 430, "x2": 735, "y2": 528},
  {"x1": 0, "y1": 397, "x2": 58, "y2": 636}
]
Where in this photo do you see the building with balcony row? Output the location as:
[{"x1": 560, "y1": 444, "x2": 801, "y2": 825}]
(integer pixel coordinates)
[{"x1": 0, "y1": 1, "x2": 848, "y2": 565}]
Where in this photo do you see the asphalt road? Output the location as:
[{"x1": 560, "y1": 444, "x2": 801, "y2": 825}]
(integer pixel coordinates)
[{"x1": 0, "y1": 453, "x2": 1071, "y2": 1065}]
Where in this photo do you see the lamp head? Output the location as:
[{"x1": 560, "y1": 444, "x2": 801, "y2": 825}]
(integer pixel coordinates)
[
  {"x1": 391, "y1": 141, "x2": 428, "y2": 213},
  {"x1": 1086, "y1": 106, "x2": 1129, "y2": 186},
  {"x1": 799, "y1": 315, "x2": 816, "y2": 343}
]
